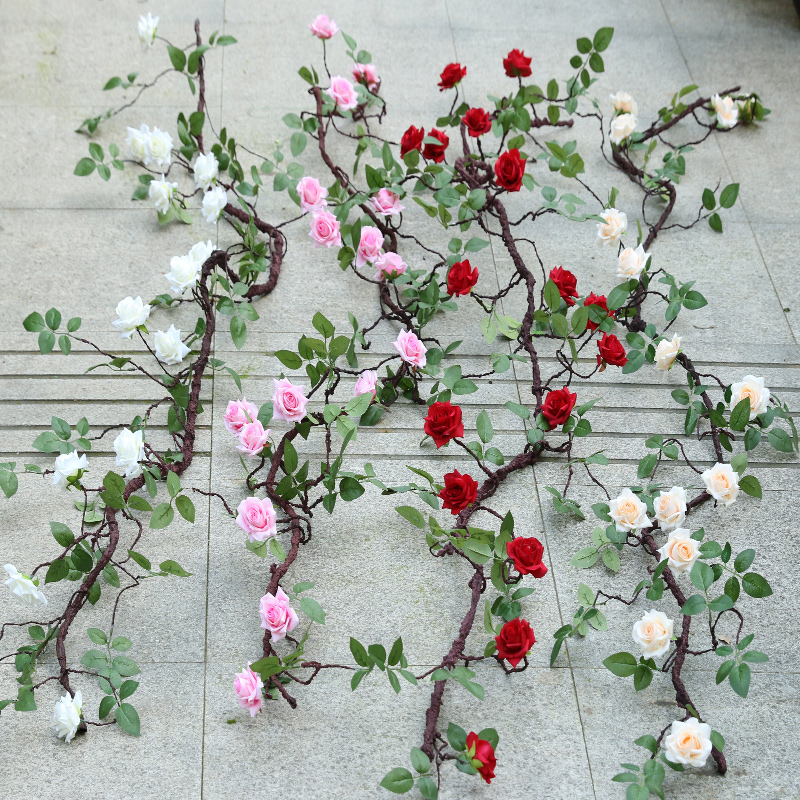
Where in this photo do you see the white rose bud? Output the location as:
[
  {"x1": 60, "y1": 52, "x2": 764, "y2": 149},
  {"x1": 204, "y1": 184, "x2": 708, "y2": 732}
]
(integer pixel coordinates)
[
  {"x1": 53, "y1": 690, "x2": 83, "y2": 743},
  {"x1": 202, "y1": 185, "x2": 228, "y2": 223},
  {"x1": 193, "y1": 152, "x2": 219, "y2": 191},
  {"x1": 113, "y1": 428, "x2": 145, "y2": 479},
  {"x1": 112, "y1": 296, "x2": 151, "y2": 339},
  {"x1": 52, "y1": 452, "x2": 88, "y2": 491},
  {"x1": 145, "y1": 126, "x2": 173, "y2": 170},
  {"x1": 188, "y1": 239, "x2": 214, "y2": 266},
  {"x1": 609, "y1": 487, "x2": 652, "y2": 533},
  {"x1": 658, "y1": 528, "x2": 700, "y2": 574},
  {"x1": 164, "y1": 254, "x2": 200, "y2": 295},
  {"x1": 154, "y1": 325, "x2": 190, "y2": 366},
  {"x1": 125, "y1": 124, "x2": 150, "y2": 162},
  {"x1": 4, "y1": 564, "x2": 47, "y2": 606},
  {"x1": 632, "y1": 609, "x2": 673, "y2": 658},
  {"x1": 664, "y1": 717, "x2": 713, "y2": 767},
  {"x1": 596, "y1": 208, "x2": 627, "y2": 246},
  {"x1": 711, "y1": 94, "x2": 739, "y2": 129},
  {"x1": 137, "y1": 13, "x2": 159, "y2": 51},
  {"x1": 654, "y1": 486, "x2": 687, "y2": 531},
  {"x1": 610, "y1": 91, "x2": 638, "y2": 116},
  {"x1": 610, "y1": 112, "x2": 636, "y2": 145},
  {"x1": 617, "y1": 244, "x2": 650, "y2": 281},
  {"x1": 149, "y1": 175, "x2": 177, "y2": 215},
  {"x1": 654, "y1": 334, "x2": 681, "y2": 371},
  {"x1": 702, "y1": 462, "x2": 739, "y2": 506},
  {"x1": 730, "y1": 375, "x2": 770, "y2": 420}
]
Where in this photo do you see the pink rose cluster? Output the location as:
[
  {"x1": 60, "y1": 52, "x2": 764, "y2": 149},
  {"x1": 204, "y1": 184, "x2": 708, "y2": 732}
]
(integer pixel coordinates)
[
  {"x1": 354, "y1": 370, "x2": 378, "y2": 400},
  {"x1": 326, "y1": 75, "x2": 358, "y2": 111},
  {"x1": 259, "y1": 587, "x2": 299, "y2": 641},
  {"x1": 374, "y1": 252, "x2": 407, "y2": 280},
  {"x1": 296, "y1": 176, "x2": 328, "y2": 214},
  {"x1": 356, "y1": 226, "x2": 384, "y2": 268},
  {"x1": 272, "y1": 378, "x2": 309, "y2": 422},
  {"x1": 236, "y1": 495, "x2": 277, "y2": 542},
  {"x1": 309, "y1": 209, "x2": 342, "y2": 248},
  {"x1": 308, "y1": 14, "x2": 338, "y2": 39},
  {"x1": 370, "y1": 188, "x2": 404, "y2": 217},
  {"x1": 224, "y1": 397, "x2": 270, "y2": 458},
  {"x1": 351, "y1": 62, "x2": 379, "y2": 92},
  {"x1": 392, "y1": 329, "x2": 427, "y2": 368},
  {"x1": 233, "y1": 665, "x2": 264, "y2": 717}
]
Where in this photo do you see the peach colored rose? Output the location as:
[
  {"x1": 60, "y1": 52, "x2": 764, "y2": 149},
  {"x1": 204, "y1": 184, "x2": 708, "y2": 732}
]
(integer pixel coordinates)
[
  {"x1": 654, "y1": 486, "x2": 686, "y2": 531},
  {"x1": 664, "y1": 718, "x2": 712, "y2": 767},
  {"x1": 632, "y1": 609, "x2": 673, "y2": 657},
  {"x1": 702, "y1": 463, "x2": 739, "y2": 506},
  {"x1": 658, "y1": 528, "x2": 700, "y2": 574},
  {"x1": 609, "y1": 488, "x2": 651, "y2": 533}
]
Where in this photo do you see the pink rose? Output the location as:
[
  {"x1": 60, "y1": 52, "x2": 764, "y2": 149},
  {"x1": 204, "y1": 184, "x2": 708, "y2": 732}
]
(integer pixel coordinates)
[
  {"x1": 296, "y1": 176, "x2": 328, "y2": 214},
  {"x1": 326, "y1": 75, "x2": 358, "y2": 111},
  {"x1": 233, "y1": 665, "x2": 264, "y2": 717},
  {"x1": 259, "y1": 586, "x2": 299, "y2": 641},
  {"x1": 356, "y1": 225, "x2": 384, "y2": 268},
  {"x1": 224, "y1": 397, "x2": 258, "y2": 433},
  {"x1": 351, "y1": 62, "x2": 379, "y2": 91},
  {"x1": 370, "y1": 188, "x2": 405, "y2": 217},
  {"x1": 354, "y1": 370, "x2": 378, "y2": 400},
  {"x1": 309, "y1": 210, "x2": 342, "y2": 248},
  {"x1": 374, "y1": 252, "x2": 408, "y2": 280},
  {"x1": 392, "y1": 329, "x2": 427, "y2": 368},
  {"x1": 237, "y1": 421, "x2": 270, "y2": 457},
  {"x1": 272, "y1": 378, "x2": 309, "y2": 423},
  {"x1": 308, "y1": 14, "x2": 339, "y2": 39},
  {"x1": 235, "y1": 496, "x2": 277, "y2": 542}
]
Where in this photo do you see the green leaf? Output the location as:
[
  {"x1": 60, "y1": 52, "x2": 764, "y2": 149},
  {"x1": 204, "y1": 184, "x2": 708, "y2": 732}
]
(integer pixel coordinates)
[
  {"x1": 603, "y1": 652, "x2": 637, "y2": 677},
  {"x1": 45, "y1": 558, "x2": 69, "y2": 584},
  {"x1": 719, "y1": 183, "x2": 739, "y2": 209},
  {"x1": 476, "y1": 410, "x2": 494, "y2": 444},
  {"x1": 702, "y1": 188, "x2": 716, "y2": 210},
  {"x1": 593, "y1": 26, "x2": 614, "y2": 51},
  {"x1": 275, "y1": 350, "x2": 302, "y2": 370},
  {"x1": 176, "y1": 495, "x2": 195, "y2": 523},
  {"x1": 74, "y1": 157, "x2": 96, "y2": 176},
  {"x1": 380, "y1": 768, "x2": 414, "y2": 794},
  {"x1": 230, "y1": 316, "x2": 247, "y2": 350},
  {"x1": 99, "y1": 695, "x2": 115, "y2": 719},
  {"x1": 290, "y1": 131, "x2": 307, "y2": 157},
  {"x1": 569, "y1": 547, "x2": 600, "y2": 568},
  {"x1": 708, "y1": 212, "x2": 723, "y2": 233},
  {"x1": 635, "y1": 734, "x2": 659, "y2": 754},
  {"x1": 23, "y1": 312, "x2": 45, "y2": 332},
  {"x1": 87, "y1": 627, "x2": 107, "y2": 645},
  {"x1": 633, "y1": 664, "x2": 653, "y2": 691},
  {"x1": 729, "y1": 398, "x2": 751, "y2": 431},
  {"x1": 447, "y1": 722, "x2": 467, "y2": 751},
  {"x1": 505, "y1": 401, "x2": 530, "y2": 420},
  {"x1": 50, "y1": 522, "x2": 75, "y2": 547},
  {"x1": 167, "y1": 45, "x2": 186, "y2": 71},
  {"x1": 119, "y1": 679, "x2": 139, "y2": 699},
  {"x1": 690, "y1": 561, "x2": 714, "y2": 591},
  {"x1": 728, "y1": 663, "x2": 751, "y2": 698},
  {"x1": 149, "y1": 503, "x2": 174, "y2": 529},
  {"x1": 544, "y1": 279, "x2": 561, "y2": 310},
  {"x1": 768, "y1": 428, "x2": 794, "y2": 453},
  {"x1": 112, "y1": 656, "x2": 140, "y2": 677},
  {"x1": 681, "y1": 594, "x2": 707, "y2": 615},
  {"x1": 166, "y1": 470, "x2": 181, "y2": 498},
  {"x1": 116, "y1": 702, "x2": 141, "y2": 736},
  {"x1": 299, "y1": 596, "x2": 326, "y2": 624},
  {"x1": 734, "y1": 549, "x2": 755, "y2": 572},
  {"x1": 418, "y1": 776, "x2": 438, "y2": 800},
  {"x1": 395, "y1": 506, "x2": 425, "y2": 528},
  {"x1": 128, "y1": 550, "x2": 152, "y2": 571},
  {"x1": 410, "y1": 746, "x2": 431, "y2": 774},
  {"x1": 339, "y1": 476, "x2": 364, "y2": 501},
  {"x1": 159, "y1": 559, "x2": 192, "y2": 577},
  {"x1": 742, "y1": 572, "x2": 772, "y2": 598}
]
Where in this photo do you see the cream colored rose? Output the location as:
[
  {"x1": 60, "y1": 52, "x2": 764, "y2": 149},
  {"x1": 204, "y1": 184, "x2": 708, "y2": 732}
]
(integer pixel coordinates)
[
  {"x1": 610, "y1": 91, "x2": 638, "y2": 115},
  {"x1": 125, "y1": 124, "x2": 149, "y2": 162},
  {"x1": 658, "y1": 528, "x2": 699, "y2": 574},
  {"x1": 596, "y1": 208, "x2": 627, "y2": 247},
  {"x1": 609, "y1": 488, "x2": 652, "y2": 533},
  {"x1": 654, "y1": 486, "x2": 686, "y2": 531},
  {"x1": 610, "y1": 112, "x2": 636, "y2": 145},
  {"x1": 711, "y1": 94, "x2": 739, "y2": 129},
  {"x1": 664, "y1": 717, "x2": 712, "y2": 767},
  {"x1": 702, "y1": 462, "x2": 739, "y2": 506},
  {"x1": 654, "y1": 334, "x2": 681, "y2": 371},
  {"x1": 632, "y1": 609, "x2": 673, "y2": 658},
  {"x1": 617, "y1": 244, "x2": 650, "y2": 281},
  {"x1": 730, "y1": 375, "x2": 770, "y2": 420}
]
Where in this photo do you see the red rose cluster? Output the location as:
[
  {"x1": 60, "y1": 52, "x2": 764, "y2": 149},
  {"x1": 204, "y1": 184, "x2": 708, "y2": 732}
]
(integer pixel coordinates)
[
  {"x1": 447, "y1": 259, "x2": 478, "y2": 296},
  {"x1": 423, "y1": 401, "x2": 463, "y2": 448},
  {"x1": 466, "y1": 732, "x2": 496, "y2": 784},
  {"x1": 463, "y1": 107, "x2": 492, "y2": 137},
  {"x1": 438, "y1": 469, "x2": 478, "y2": 515},
  {"x1": 495, "y1": 617, "x2": 536, "y2": 668},
  {"x1": 597, "y1": 332, "x2": 627, "y2": 368},
  {"x1": 506, "y1": 536, "x2": 548, "y2": 578},
  {"x1": 542, "y1": 386, "x2": 577, "y2": 428},
  {"x1": 400, "y1": 126, "x2": 449, "y2": 163},
  {"x1": 503, "y1": 48, "x2": 532, "y2": 78},
  {"x1": 438, "y1": 62, "x2": 466, "y2": 90},
  {"x1": 494, "y1": 148, "x2": 526, "y2": 192},
  {"x1": 583, "y1": 291, "x2": 614, "y2": 331},
  {"x1": 549, "y1": 266, "x2": 578, "y2": 306}
]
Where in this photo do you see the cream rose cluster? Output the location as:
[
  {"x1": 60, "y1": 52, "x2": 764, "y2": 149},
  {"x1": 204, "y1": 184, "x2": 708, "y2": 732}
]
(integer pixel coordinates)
[
  {"x1": 609, "y1": 488, "x2": 651, "y2": 533},
  {"x1": 596, "y1": 208, "x2": 627, "y2": 246},
  {"x1": 610, "y1": 91, "x2": 638, "y2": 115},
  {"x1": 654, "y1": 486, "x2": 686, "y2": 531},
  {"x1": 711, "y1": 94, "x2": 739, "y2": 129},
  {"x1": 632, "y1": 609, "x2": 673, "y2": 658},
  {"x1": 617, "y1": 244, "x2": 650, "y2": 281},
  {"x1": 664, "y1": 717, "x2": 713, "y2": 767},
  {"x1": 610, "y1": 112, "x2": 636, "y2": 145},
  {"x1": 730, "y1": 375, "x2": 770, "y2": 419},
  {"x1": 702, "y1": 462, "x2": 739, "y2": 506},
  {"x1": 658, "y1": 528, "x2": 700, "y2": 574},
  {"x1": 654, "y1": 334, "x2": 681, "y2": 371}
]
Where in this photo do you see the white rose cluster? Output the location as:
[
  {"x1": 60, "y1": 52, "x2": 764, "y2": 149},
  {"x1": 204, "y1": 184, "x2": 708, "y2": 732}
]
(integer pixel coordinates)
[
  {"x1": 596, "y1": 207, "x2": 627, "y2": 246},
  {"x1": 112, "y1": 296, "x2": 151, "y2": 339},
  {"x1": 4, "y1": 564, "x2": 47, "y2": 606},
  {"x1": 164, "y1": 240, "x2": 214, "y2": 295},
  {"x1": 154, "y1": 325, "x2": 191, "y2": 366},
  {"x1": 52, "y1": 452, "x2": 88, "y2": 491},
  {"x1": 202, "y1": 185, "x2": 228, "y2": 223},
  {"x1": 193, "y1": 152, "x2": 219, "y2": 191},
  {"x1": 137, "y1": 13, "x2": 159, "y2": 50},
  {"x1": 53, "y1": 691, "x2": 83, "y2": 743},
  {"x1": 126, "y1": 125, "x2": 174, "y2": 170},
  {"x1": 113, "y1": 428, "x2": 145, "y2": 479},
  {"x1": 149, "y1": 174, "x2": 178, "y2": 216}
]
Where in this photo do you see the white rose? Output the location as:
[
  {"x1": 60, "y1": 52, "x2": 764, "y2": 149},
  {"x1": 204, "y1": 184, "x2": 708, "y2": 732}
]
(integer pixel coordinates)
[
  {"x1": 154, "y1": 325, "x2": 190, "y2": 366},
  {"x1": 125, "y1": 124, "x2": 150, "y2": 162},
  {"x1": 202, "y1": 186, "x2": 228, "y2": 223},
  {"x1": 632, "y1": 609, "x2": 673, "y2": 658},
  {"x1": 137, "y1": 12, "x2": 159, "y2": 50},
  {"x1": 113, "y1": 428, "x2": 145, "y2": 479},
  {"x1": 164, "y1": 254, "x2": 200, "y2": 295},
  {"x1": 711, "y1": 94, "x2": 739, "y2": 129},
  {"x1": 609, "y1": 487, "x2": 652, "y2": 533},
  {"x1": 149, "y1": 175, "x2": 177, "y2": 215},
  {"x1": 52, "y1": 452, "x2": 88, "y2": 490},
  {"x1": 658, "y1": 528, "x2": 700, "y2": 574},
  {"x1": 617, "y1": 244, "x2": 650, "y2": 281},
  {"x1": 188, "y1": 239, "x2": 214, "y2": 266},
  {"x1": 4, "y1": 564, "x2": 47, "y2": 606},
  {"x1": 610, "y1": 91, "x2": 638, "y2": 116},
  {"x1": 654, "y1": 334, "x2": 681, "y2": 371},
  {"x1": 702, "y1": 462, "x2": 739, "y2": 506},
  {"x1": 53, "y1": 690, "x2": 83, "y2": 743},
  {"x1": 145, "y1": 127, "x2": 173, "y2": 170},
  {"x1": 193, "y1": 152, "x2": 218, "y2": 191},
  {"x1": 112, "y1": 296, "x2": 151, "y2": 339},
  {"x1": 730, "y1": 375, "x2": 770, "y2": 420},
  {"x1": 654, "y1": 486, "x2": 686, "y2": 531},
  {"x1": 610, "y1": 112, "x2": 636, "y2": 145},
  {"x1": 664, "y1": 717, "x2": 712, "y2": 767},
  {"x1": 596, "y1": 208, "x2": 627, "y2": 246}
]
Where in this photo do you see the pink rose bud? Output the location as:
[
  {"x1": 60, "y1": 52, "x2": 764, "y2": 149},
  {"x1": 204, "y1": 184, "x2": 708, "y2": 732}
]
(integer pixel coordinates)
[
  {"x1": 308, "y1": 210, "x2": 342, "y2": 248},
  {"x1": 356, "y1": 225, "x2": 385, "y2": 268},
  {"x1": 237, "y1": 420, "x2": 270, "y2": 457},
  {"x1": 370, "y1": 188, "x2": 405, "y2": 217},
  {"x1": 233, "y1": 665, "x2": 264, "y2": 717},
  {"x1": 296, "y1": 176, "x2": 328, "y2": 214},
  {"x1": 354, "y1": 370, "x2": 378, "y2": 400},
  {"x1": 272, "y1": 378, "x2": 309, "y2": 423},
  {"x1": 326, "y1": 75, "x2": 358, "y2": 111},
  {"x1": 351, "y1": 62, "x2": 379, "y2": 91},
  {"x1": 235, "y1": 496, "x2": 278, "y2": 542},
  {"x1": 392, "y1": 329, "x2": 427, "y2": 368},
  {"x1": 374, "y1": 252, "x2": 408, "y2": 280},
  {"x1": 259, "y1": 586, "x2": 299, "y2": 641},
  {"x1": 224, "y1": 397, "x2": 259, "y2": 434},
  {"x1": 308, "y1": 13, "x2": 339, "y2": 39}
]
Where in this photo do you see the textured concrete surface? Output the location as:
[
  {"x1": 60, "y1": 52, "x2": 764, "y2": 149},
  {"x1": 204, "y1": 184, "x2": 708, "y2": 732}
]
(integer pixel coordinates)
[{"x1": 1, "y1": 1, "x2": 799, "y2": 798}]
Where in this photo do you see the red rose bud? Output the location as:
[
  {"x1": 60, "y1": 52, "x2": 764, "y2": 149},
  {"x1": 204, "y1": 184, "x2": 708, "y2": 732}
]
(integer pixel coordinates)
[
  {"x1": 423, "y1": 401, "x2": 464, "y2": 448},
  {"x1": 503, "y1": 48, "x2": 532, "y2": 78},
  {"x1": 463, "y1": 107, "x2": 492, "y2": 137},
  {"x1": 438, "y1": 62, "x2": 467, "y2": 91},
  {"x1": 422, "y1": 128, "x2": 449, "y2": 163},
  {"x1": 447, "y1": 259, "x2": 479, "y2": 296},
  {"x1": 549, "y1": 266, "x2": 578, "y2": 306},
  {"x1": 466, "y1": 732, "x2": 497, "y2": 784},
  {"x1": 597, "y1": 332, "x2": 627, "y2": 368},
  {"x1": 494, "y1": 148, "x2": 526, "y2": 192},
  {"x1": 495, "y1": 617, "x2": 536, "y2": 668},
  {"x1": 542, "y1": 386, "x2": 577, "y2": 428},
  {"x1": 583, "y1": 292, "x2": 613, "y2": 331},
  {"x1": 400, "y1": 125, "x2": 424, "y2": 157},
  {"x1": 506, "y1": 536, "x2": 548, "y2": 578},
  {"x1": 438, "y1": 469, "x2": 478, "y2": 515}
]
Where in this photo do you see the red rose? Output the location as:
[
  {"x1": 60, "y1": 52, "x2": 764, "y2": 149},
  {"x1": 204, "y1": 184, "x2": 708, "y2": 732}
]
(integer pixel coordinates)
[
  {"x1": 438, "y1": 469, "x2": 478, "y2": 515},
  {"x1": 542, "y1": 386, "x2": 577, "y2": 428},
  {"x1": 549, "y1": 266, "x2": 578, "y2": 307},
  {"x1": 503, "y1": 48, "x2": 532, "y2": 78},
  {"x1": 447, "y1": 259, "x2": 479, "y2": 296},
  {"x1": 506, "y1": 536, "x2": 548, "y2": 578},
  {"x1": 495, "y1": 617, "x2": 536, "y2": 668},
  {"x1": 400, "y1": 125, "x2": 424, "y2": 157},
  {"x1": 463, "y1": 107, "x2": 492, "y2": 137},
  {"x1": 423, "y1": 401, "x2": 464, "y2": 448},
  {"x1": 583, "y1": 292, "x2": 614, "y2": 331},
  {"x1": 494, "y1": 148, "x2": 526, "y2": 192},
  {"x1": 438, "y1": 62, "x2": 467, "y2": 91},
  {"x1": 597, "y1": 333, "x2": 627, "y2": 368},
  {"x1": 422, "y1": 128, "x2": 449, "y2": 163},
  {"x1": 466, "y1": 732, "x2": 497, "y2": 785}
]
